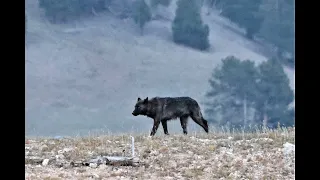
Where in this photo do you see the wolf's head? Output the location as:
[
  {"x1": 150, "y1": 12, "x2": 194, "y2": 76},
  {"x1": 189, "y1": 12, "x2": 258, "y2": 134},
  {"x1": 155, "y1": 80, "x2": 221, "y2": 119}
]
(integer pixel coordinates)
[{"x1": 132, "y1": 97, "x2": 148, "y2": 116}]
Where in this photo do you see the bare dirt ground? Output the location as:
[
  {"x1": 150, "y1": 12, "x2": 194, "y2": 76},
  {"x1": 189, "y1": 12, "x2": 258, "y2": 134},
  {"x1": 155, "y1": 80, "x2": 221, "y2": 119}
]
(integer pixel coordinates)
[
  {"x1": 25, "y1": 127, "x2": 295, "y2": 180},
  {"x1": 25, "y1": 0, "x2": 295, "y2": 136}
]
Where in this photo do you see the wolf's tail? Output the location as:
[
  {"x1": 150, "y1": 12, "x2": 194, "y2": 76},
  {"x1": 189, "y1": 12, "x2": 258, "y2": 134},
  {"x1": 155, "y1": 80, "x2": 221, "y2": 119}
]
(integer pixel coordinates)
[
  {"x1": 199, "y1": 111, "x2": 209, "y2": 133},
  {"x1": 202, "y1": 117, "x2": 209, "y2": 133}
]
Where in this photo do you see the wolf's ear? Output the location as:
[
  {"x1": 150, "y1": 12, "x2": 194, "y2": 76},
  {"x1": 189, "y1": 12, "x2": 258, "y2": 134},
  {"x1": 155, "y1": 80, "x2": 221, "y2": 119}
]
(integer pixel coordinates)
[
  {"x1": 137, "y1": 97, "x2": 141, "y2": 101},
  {"x1": 144, "y1": 97, "x2": 148, "y2": 103}
]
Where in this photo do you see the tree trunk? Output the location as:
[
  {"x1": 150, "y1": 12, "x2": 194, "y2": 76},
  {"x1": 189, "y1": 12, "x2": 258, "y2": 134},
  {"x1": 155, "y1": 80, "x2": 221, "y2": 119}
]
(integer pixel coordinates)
[
  {"x1": 243, "y1": 94, "x2": 247, "y2": 128},
  {"x1": 263, "y1": 113, "x2": 268, "y2": 128},
  {"x1": 262, "y1": 101, "x2": 268, "y2": 128}
]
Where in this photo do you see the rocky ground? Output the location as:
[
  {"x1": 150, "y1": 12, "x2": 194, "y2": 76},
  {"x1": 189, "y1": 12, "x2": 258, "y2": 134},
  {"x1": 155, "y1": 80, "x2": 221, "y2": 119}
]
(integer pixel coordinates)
[{"x1": 25, "y1": 127, "x2": 295, "y2": 180}]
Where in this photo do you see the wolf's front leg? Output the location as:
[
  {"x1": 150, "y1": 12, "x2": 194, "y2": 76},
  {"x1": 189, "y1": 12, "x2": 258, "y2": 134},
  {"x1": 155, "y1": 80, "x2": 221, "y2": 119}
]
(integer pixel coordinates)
[{"x1": 150, "y1": 119, "x2": 161, "y2": 136}]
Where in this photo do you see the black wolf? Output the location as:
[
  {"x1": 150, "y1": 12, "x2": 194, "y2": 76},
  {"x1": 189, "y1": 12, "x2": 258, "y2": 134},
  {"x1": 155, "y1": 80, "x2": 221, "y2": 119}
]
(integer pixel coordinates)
[{"x1": 132, "y1": 96, "x2": 209, "y2": 136}]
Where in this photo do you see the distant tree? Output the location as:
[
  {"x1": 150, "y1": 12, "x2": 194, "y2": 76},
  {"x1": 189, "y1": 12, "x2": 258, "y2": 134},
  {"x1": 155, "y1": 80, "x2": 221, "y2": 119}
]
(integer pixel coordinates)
[
  {"x1": 258, "y1": 0, "x2": 294, "y2": 67},
  {"x1": 38, "y1": 0, "x2": 109, "y2": 23},
  {"x1": 255, "y1": 58, "x2": 294, "y2": 128},
  {"x1": 206, "y1": 56, "x2": 294, "y2": 129},
  {"x1": 205, "y1": 56, "x2": 258, "y2": 128},
  {"x1": 217, "y1": 0, "x2": 263, "y2": 39},
  {"x1": 151, "y1": 0, "x2": 171, "y2": 8},
  {"x1": 132, "y1": 0, "x2": 152, "y2": 35},
  {"x1": 211, "y1": 0, "x2": 294, "y2": 67},
  {"x1": 172, "y1": 0, "x2": 210, "y2": 50}
]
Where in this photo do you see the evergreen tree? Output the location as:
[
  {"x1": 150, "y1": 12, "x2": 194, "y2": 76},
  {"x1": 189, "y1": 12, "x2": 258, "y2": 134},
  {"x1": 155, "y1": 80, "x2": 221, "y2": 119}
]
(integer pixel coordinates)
[
  {"x1": 38, "y1": 0, "x2": 109, "y2": 23},
  {"x1": 258, "y1": 0, "x2": 294, "y2": 67},
  {"x1": 172, "y1": 0, "x2": 210, "y2": 50},
  {"x1": 206, "y1": 56, "x2": 258, "y2": 128},
  {"x1": 206, "y1": 56, "x2": 294, "y2": 129},
  {"x1": 216, "y1": 0, "x2": 263, "y2": 39},
  {"x1": 255, "y1": 58, "x2": 294, "y2": 128},
  {"x1": 132, "y1": 0, "x2": 152, "y2": 35}
]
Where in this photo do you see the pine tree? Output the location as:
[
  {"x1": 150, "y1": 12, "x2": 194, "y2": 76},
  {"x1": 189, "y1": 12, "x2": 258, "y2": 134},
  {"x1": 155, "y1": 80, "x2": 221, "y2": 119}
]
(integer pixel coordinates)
[
  {"x1": 206, "y1": 56, "x2": 258, "y2": 128},
  {"x1": 255, "y1": 58, "x2": 294, "y2": 128},
  {"x1": 258, "y1": 0, "x2": 294, "y2": 66},
  {"x1": 132, "y1": 0, "x2": 152, "y2": 35},
  {"x1": 206, "y1": 56, "x2": 294, "y2": 129},
  {"x1": 218, "y1": 0, "x2": 263, "y2": 39},
  {"x1": 172, "y1": 0, "x2": 210, "y2": 50}
]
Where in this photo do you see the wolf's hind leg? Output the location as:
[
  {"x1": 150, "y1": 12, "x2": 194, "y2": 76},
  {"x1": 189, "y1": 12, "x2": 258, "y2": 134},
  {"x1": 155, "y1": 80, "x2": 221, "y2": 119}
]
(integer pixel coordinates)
[{"x1": 180, "y1": 116, "x2": 189, "y2": 135}]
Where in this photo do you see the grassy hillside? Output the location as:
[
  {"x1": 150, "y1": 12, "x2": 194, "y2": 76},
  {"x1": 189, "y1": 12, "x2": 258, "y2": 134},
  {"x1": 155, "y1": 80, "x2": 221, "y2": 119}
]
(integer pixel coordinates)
[
  {"x1": 25, "y1": 0, "x2": 295, "y2": 136},
  {"x1": 25, "y1": 127, "x2": 295, "y2": 179}
]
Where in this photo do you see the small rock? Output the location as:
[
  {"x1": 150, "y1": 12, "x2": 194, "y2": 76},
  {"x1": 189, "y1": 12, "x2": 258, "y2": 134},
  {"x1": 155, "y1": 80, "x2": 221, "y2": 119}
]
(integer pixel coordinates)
[
  {"x1": 58, "y1": 147, "x2": 73, "y2": 154},
  {"x1": 89, "y1": 163, "x2": 98, "y2": 168},
  {"x1": 63, "y1": 147, "x2": 74, "y2": 153},
  {"x1": 283, "y1": 142, "x2": 295, "y2": 156},
  {"x1": 228, "y1": 136, "x2": 233, "y2": 140},
  {"x1": 42, "y1": 159, "x2": 50, "y2": 166},
  {"x1": 55, "y1": 154, "x2": 65, "y2": 160}
]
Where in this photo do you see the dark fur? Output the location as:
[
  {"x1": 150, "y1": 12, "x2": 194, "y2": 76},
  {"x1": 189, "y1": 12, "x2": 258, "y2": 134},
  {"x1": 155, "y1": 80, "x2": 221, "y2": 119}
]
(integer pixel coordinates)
[{"x1": 132, "y1": 96, "x2": 209, "y2": 136}]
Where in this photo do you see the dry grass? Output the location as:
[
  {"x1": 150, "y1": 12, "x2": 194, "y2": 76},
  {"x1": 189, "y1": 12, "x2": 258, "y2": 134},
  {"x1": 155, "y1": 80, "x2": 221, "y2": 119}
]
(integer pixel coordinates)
[{"x1": 25, "y1": 126, "x2": 295, "y2": 180}]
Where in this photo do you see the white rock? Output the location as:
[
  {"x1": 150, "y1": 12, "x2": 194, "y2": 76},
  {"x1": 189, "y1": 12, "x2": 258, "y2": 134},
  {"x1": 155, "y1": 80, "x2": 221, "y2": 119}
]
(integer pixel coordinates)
[
  {"x1": 261, "y1": 138, "x2": 274, "y2": 142},
  {"x1": 42, "y1": 159, "x2": 49, "y2": 166},
  {"x1": 283, "y1": 142, "x2": 295, "y2": 156},
  {"x1": 55, "y1": 154, "x2": 65, "y2": 160},
  {"x1": 89, "y1": 163, "x2": 98, "y2": 168},
  {"x1": 228, "y1": 136, "x2": 233, "y2": 140},
  {"x1": 58, "y1": 147, "x2": 74, "y2": 154}
]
